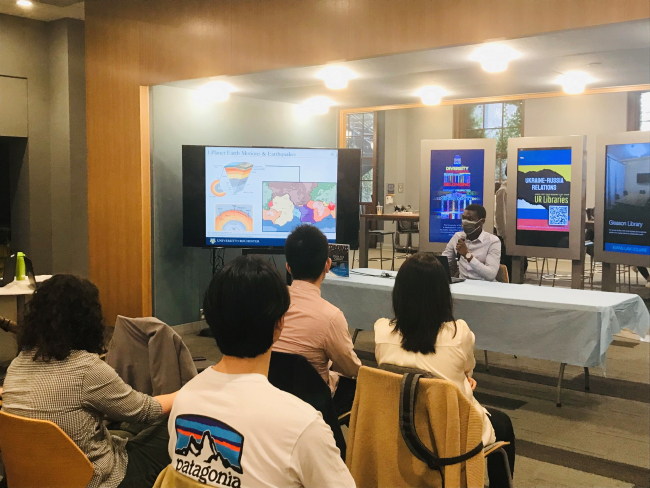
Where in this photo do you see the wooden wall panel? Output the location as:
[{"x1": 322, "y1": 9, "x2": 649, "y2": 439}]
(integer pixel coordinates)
[
  {"x1": 230, "y1": 0, "x2": 349, "y2": 75},
  {"x1": 85, "y1": 0, "x2": 650, "y2": 324},
  {"x1": 347, "y1": 0, "x2": 650, "y2": 59},
  {"x1": 139, "y1": 86, "x2": 151, "y2": 316},
  {"x1": 85, "y1": 9, "x2": 143, "y2": 323},
  {"x1": 137, "y1": 0, "x2": 232, "y2": 85}
]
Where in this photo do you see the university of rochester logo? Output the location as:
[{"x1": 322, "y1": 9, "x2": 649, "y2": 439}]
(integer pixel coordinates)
[{"x1": 174, "y1": 414, "x2": 244, "y2": 487}]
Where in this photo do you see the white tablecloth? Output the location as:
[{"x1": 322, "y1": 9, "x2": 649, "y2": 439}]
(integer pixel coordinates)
[
  {"x1": 321, "y1": 269, "x2": 650, "y2": 368},
  {"x1": 0, "y1": 275, "x2": 51, "y2": 296}
]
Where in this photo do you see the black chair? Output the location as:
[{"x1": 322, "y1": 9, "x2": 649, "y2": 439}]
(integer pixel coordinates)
[
  {"x1": 368, "y1": 230, "x2": 395, "y2": 270},
  {"x1": 268, "y1": 351, "x2": 347, "y2": 459},
  {"x1": 395, "y1": 219, "x2": 419, "y2": 257}
]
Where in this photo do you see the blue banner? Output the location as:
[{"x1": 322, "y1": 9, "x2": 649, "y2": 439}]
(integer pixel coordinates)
[{"x1": 604, "y1": 243, "x2": 650, "y2": 256}]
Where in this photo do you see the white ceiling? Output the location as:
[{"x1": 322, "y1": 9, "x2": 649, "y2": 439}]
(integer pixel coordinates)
[
  {"x1": 608, "y1": 142, "x2": 650, "y2": 162},
  {"x1": 0, "y1": 0, "x2": 83, "y2": 21},
  {"x1": 166, "y1": 20, "x2": 650, "y2": 109}
]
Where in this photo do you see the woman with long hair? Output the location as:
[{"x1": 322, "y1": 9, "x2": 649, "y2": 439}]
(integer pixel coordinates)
[
  {"x1": 374, "y1": 253, "x2": 515, "y2": 487},
  {"x1": 1, "y1": 274, "x2": 176, "y2": 488}
]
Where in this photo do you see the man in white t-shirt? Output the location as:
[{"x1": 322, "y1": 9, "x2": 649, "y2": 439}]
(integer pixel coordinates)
[{"x1": 168, "y1": 256, "x2": 355, "y2": 488}]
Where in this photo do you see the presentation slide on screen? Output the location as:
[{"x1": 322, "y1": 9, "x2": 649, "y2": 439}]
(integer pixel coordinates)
[
  {"x1": 603, "y1": 142, "x2": 650, "y2": 256},
  {"x1": 516, "y1": 147, "x2": 571, "y2": 248},
  {"x1": 429, "y1": 149, "x2": 485, "y2": 243},
  {"x1": 205, "y1": 147, "x2": 337, "y2": 246}
]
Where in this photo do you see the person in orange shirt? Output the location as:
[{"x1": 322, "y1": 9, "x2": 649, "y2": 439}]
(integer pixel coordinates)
[{"x1": 274, "y1": 225, "x2": 362, "y2": 415}]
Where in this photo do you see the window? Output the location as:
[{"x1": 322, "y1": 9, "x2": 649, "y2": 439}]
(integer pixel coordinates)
[
  {"x1": 346, "y1": 112, "x2": 375, "y2": 203},
  {"x1": 640, "y1": 91, "x2": 650, "y2": 131},
  {"x1": 456, "y1": 101, "x2": 523, "y2": 182}
]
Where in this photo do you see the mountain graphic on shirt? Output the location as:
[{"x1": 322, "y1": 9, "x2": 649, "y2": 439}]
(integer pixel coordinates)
[
  {"x1": 176, "y1": 431, "x2": 222, "y2": 465},
  {"x1": 175, "y1": 414, "x2": 244, "y2": 474}
]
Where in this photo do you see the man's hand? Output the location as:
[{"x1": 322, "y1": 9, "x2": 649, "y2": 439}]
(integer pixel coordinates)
[
  {"x1": 456, "y1": 238, "x2": 469, "y2": 258},
  {"x1": 466, "y1": 375, "x2": 477, "y2": 391}
]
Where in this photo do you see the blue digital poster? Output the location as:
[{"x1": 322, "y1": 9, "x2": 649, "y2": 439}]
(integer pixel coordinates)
[
  {"x1": 515, "y1": 147, "x2": 572, "y2": 248},
  {"x1": 429, "y1": 149, "x2": 485, "y2": 243},
  {"x1": 603, "y1": 142, "x2": 650, "y2": 256}
]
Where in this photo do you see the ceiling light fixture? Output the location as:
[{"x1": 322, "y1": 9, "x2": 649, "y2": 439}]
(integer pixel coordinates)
[
  {"x1": 470, "y1": 44, "x2": 520, "y2": 73},
  {"x1": 196, "y1": 81, "x2": 235, "y2": 102},
  {"x1": 555, "y1": 71, "x2": 595, "y2": 95},
  {"x1": 415, "y1": 86, "x2": 448, "y2": 106},
  {"x1": 317, "y1": 66, "x2": 356, "y2": 90},
  {"x1": 16, "y1": 0, "x2": 33, "y2": 7},
  {"x1": 301, "y1": 96, "x2": 335, "y2": 115}
]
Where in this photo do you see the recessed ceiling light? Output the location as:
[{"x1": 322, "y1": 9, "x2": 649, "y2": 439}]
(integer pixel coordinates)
[
  {"x1": 415, "y1": 86, "x2": 448, "y2": 105},
  {"x1": 470, "y1": 44, "x2": 520, "y2": 73},
  {"x1": 17, "y1": 0, "x2": 33, "y2": 7},
  {"x1": 317, "y1": 66, "x2": 356, "y2": 90},
  {"x1": 301, "y1": 96, "x2": 335, "y2": 115},
  {"x1": 196, "y1": 81, "x2": 235, "y2": 102},
  {"x1": 555, "y1": 71, "x2": 595, "y2": 94}
]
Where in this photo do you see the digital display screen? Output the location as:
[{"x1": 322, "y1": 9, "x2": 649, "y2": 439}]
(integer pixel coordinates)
[
  {"x1": 204, "y1": 147, "x2": 337, "y2": 247},
  {"x1": 516, "y1": 147, "x2": 571, "y2": 248},
  {"x1": 428, "y1": 149, "x2": 484, "y2": 243},
  {"x1": 603, "y1": 142, "x2": 650, "y2": 256}
]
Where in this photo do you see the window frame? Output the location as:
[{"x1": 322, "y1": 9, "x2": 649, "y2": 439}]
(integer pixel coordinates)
[
  {"x1": 639, "y1": 91, "x2": 650, "y2": 131},
  {"x1": 454, "y1": 100, "x2": 524, "y2": 184},
  {"x1": 346, "y1": 111, "x2": 377, "y2": 205}
]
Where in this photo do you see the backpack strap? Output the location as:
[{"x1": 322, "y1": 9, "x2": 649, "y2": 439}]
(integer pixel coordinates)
[{"x1": 399, "y1": 373, "x2": 484, "y2": 486}]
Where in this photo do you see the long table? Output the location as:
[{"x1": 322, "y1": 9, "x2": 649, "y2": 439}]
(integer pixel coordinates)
[
  {"x1": 0, "y1": 276, "x2": 50, "y2": 364},
  {"x1": 321, "y1": 268, "x2": 650, "y2": 405},
  {"x1": 0, "y1": 276, "x2": 50, "y2": 325}
]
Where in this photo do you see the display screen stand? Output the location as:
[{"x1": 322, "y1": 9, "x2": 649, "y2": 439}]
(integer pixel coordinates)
[{"x1": 505, "y1": 136, "x2": 587, "y2": 289}]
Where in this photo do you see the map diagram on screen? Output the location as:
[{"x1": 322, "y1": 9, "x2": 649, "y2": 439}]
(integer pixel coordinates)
[
  {"x1": 262, "y1": 182, "x2": 336, "y2": 233},
  {"x1": 214, "y1": 204, "x2": 253, "y2": 232}
]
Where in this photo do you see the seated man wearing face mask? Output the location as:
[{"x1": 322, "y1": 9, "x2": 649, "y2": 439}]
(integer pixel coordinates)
[{"x1": 442, "y1": 204, "x2": 501, "y2": 281}]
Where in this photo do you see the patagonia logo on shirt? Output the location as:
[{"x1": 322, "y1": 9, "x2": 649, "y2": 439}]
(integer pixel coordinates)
[{"x1": 174, "y1": 414, "x2": 244, "y2": 487}]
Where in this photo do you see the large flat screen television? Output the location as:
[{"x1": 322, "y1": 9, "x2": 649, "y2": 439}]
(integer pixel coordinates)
[
  {"x1": 603, "y1": 142, "x2": 650, "y2": 256},
  {"x1": 182, "y1": 146, "x2": 361, "y2": 248},
  {"x1": 515, "y1": 147, "x2": 572, "y2": 248}
]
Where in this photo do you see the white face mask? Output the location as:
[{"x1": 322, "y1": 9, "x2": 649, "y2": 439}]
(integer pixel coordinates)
[{"x1": 461, "y1": 219, "x2": 483, "y2": 235}]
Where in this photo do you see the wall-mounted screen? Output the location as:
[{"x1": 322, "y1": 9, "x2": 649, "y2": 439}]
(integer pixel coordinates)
[
  {"x1": 206, "y1": 148, "x2": 337, "y2": 246},
  {"x1": 183, "y1": 146, "x2": 360, "y2": 248},
  {"x1": 603, "y1": 142, "x2": 650, "y2": 256},
  {"x1": 428, "y1": 149, "x2": 485, "y2": 243},
  {"x1": 516, "y1": 147, "x2": 571, "y2": 248}
]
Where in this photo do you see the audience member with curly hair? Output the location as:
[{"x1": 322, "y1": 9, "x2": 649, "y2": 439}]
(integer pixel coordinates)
[{"x1": 1, "y1": 274, "x2": 177, "y2": 488}]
